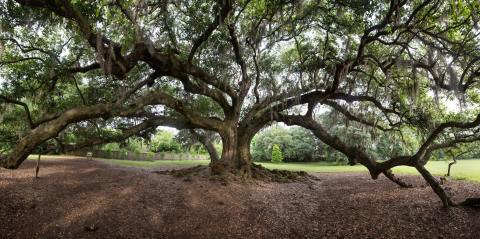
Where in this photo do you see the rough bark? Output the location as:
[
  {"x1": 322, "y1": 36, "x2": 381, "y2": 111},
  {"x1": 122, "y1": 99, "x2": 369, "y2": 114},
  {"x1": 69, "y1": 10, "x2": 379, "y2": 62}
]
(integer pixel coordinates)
[
  {"x1": 200, "y1": 138, "x2": 220, "y2": 162},
  {"x1": 275, "y1": 113, "x2": 417, "y2": 188},
  {"x1": 277, "y1": 113, "x2": 380, "y2": 176},
  {"x1": 7, "y1": 0, "x2": 478, "y2": 208},
  {"x1": 210, "y1": 128, "x2": 253, "y2": 176}
]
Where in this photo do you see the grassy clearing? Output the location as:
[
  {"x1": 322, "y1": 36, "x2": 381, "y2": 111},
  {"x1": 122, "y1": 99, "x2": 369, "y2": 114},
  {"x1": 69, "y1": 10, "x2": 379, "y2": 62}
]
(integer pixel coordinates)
[
  {"x1": 262, "y1": 160, "x2": 480, "y2": 182},
  {"x1": 392, "y1": 160, "x2": 480, "y2": 182},
  {"x1": 257, "y1": 161, "x2": 366, "y2": 173},
  {"x1": 29, "y1": 155, "x2": 480, "y2": 182},
  {"x1": 94, "y1": 157, "x2": 480, "y2": 182},
  {"x1": 94, "y1": 158, "x2": 366, "y2": 172}
]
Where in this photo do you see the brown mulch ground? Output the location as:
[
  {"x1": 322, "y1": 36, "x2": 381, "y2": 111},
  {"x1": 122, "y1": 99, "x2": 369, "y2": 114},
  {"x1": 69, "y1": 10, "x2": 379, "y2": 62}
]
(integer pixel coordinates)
[{"x1": 1, "y1": 158, "x2": 480, "y2": 239}]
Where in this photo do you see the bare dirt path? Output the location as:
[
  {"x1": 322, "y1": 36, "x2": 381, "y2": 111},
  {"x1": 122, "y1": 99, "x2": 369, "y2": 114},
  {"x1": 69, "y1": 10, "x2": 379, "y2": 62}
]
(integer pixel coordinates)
[{"x1": 1, "y1": 158, "x2": 480, "y2": 239}]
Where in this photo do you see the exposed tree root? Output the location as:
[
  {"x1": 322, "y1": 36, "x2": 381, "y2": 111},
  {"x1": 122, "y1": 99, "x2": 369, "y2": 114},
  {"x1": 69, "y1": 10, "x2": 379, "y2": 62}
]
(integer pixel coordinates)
[
  {"x1": 153, "y1": 164, "x2": 316, "y2": 183},
  {"x1": 154, "y1": 164, "x2": 479, "y2": 209},
  {"x1": 153, "y1": 165, "x2": 207, "y2": 177},
  {"x1": 383, "y1": 170, "x2": 413, "y2": 188},
  {"x1": 458, "y1": 198, "x2": 480, "y2": 208},
  {"x1": 250, "y1": 163, "x2": 316, "y2": 183}
]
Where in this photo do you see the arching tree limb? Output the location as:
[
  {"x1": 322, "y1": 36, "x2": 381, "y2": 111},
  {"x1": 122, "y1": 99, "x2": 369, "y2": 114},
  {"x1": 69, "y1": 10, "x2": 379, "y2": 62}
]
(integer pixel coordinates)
[
  {"x1": 416, "y1": 165, "x2": 455, "y2": 207},
  {"x1": 189, "y1": 129, "x2": 220, "y2": 162}
]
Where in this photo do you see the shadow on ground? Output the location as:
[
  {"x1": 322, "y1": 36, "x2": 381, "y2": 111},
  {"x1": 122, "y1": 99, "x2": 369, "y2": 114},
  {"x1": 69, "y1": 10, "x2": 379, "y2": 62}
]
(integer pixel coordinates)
[{"x1": 1, "y1": 158, "x2": 480, "y2": 239}]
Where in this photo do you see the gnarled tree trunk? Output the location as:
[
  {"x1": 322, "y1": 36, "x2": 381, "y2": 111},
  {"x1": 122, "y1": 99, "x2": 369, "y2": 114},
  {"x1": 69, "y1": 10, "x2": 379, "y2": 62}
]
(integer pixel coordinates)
[{"x1": 210, "y1": 127, "x2": 254, "y2": 176}]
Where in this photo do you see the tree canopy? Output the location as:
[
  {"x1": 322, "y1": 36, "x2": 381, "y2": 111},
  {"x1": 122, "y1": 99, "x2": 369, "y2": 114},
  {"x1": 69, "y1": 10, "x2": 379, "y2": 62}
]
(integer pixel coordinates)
[{"x1": 1, "y1": 0, "x2": 480, "y2": 206}]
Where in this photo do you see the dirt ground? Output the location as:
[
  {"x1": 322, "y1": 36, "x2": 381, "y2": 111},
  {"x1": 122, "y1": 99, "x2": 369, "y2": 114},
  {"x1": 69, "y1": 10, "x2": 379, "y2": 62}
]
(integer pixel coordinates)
[{"x1": 1, "y1": 158, "x2": 480, "y2": 239}]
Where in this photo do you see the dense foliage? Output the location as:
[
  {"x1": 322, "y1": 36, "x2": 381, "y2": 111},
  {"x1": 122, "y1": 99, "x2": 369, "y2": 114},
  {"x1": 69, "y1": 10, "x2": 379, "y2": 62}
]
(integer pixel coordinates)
[
  {"x1": 252, "y1": 126, "x2": 322, "y2": 162},
  {"x1": 149, "y1": 131, "x2": 182, "y2": 153},
  {"x1": 1, "y1": 0, "x2": 480, "y2": 206}
]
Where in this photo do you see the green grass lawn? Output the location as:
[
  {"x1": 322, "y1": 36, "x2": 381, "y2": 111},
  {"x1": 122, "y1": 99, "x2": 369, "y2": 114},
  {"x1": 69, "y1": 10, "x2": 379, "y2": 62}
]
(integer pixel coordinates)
[
  {"x1": 392, "y1": 160, "x2": 480, "y2": 182},
  {"x1": 94, "y1": 157, "x2": 480, "y2": 182},
  {"x1": 96, "y1": 158, "x2": 367, "y2": 172},
  {"x1": 30, "y1": 155, "x2": 480, "y2": 182},
  {"x1": 258, "y1": 161, "x2": 367, "y2": 173},
  {"x1": 260, "y1": 160, "x2": 480, "y2": 182}
]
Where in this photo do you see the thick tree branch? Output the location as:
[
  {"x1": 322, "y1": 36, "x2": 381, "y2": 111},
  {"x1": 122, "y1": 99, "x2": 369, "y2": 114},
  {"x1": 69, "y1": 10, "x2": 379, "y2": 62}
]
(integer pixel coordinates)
[
  {"x1": 189, "y1": 129, "x2": 220, "y2": 161},
  {"x1": 63, "y1": 116, "x2": 196, "y2": 152},
  {"x1": 0, "y1": 95, "x2": 34, "y2": 128},
  {"x1": 188, "y1": 0, "x2": 232, "y2": 62},
  {"x1": 323, "y1": 100, "x2": 396, "y2": 131},
  {"x1": 414, "y1": 114, "x2": 480, "y2": 162},
  {"x1": 0, "y1": 88, "x2": 224, "y2": 169}
]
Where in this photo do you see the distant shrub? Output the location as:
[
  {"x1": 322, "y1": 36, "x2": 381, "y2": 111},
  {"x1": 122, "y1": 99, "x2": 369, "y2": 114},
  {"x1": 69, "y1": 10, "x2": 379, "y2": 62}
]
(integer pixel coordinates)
[
  {"x1": 150, "y1": 131, "x2": 182, "y2": 153},
  {"x1": 251, "y1": 126, "x2": 322, "y2": 162},
  {"x1": 271, "y1": 144, "x2": 284, "y2": 163}
]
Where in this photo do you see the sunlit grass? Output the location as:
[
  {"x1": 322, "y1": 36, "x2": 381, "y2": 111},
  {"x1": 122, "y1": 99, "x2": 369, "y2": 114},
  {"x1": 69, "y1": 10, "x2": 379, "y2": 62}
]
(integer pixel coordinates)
[
  {"x1": 28, "y1": 155, "x2": 480, "y2": 182},
  {"x1": 392, "y1": 160, "x2": 480, "y2": 182},
  {"x1": 261, "y1": 160, "x2": 480, "y2": 182},
  {"x1": 257, "y1": 161, "x2": 367, "y2": 173},
  {"x1": 95, "y1": 157, "x2": 367, "y2": 172},
  {"x1": 95, "y1": 157, "x2": 480, "y2": 182},
  {"x1": 264, "y1": 160, "x2": 480, "y2": 182}
]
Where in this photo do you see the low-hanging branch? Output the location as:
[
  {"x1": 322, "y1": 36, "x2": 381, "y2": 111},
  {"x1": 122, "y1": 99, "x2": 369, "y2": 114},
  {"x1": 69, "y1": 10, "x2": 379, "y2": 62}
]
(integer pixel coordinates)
[
  {"x1": 0, "y1": 87, "x2": 225, "y2": 169},
  {"x1": 274, "y1": 108, "x2": 480, "y2": 207},
  {"x1": 59, "y1": 115, "x2": 197, "y2": 153},
  {"x1": 322, "y1": 100, "x2": 397, "y2": 132},
  {"x1": 0, "y1": 95, "x2": 34, "y2": 128}
]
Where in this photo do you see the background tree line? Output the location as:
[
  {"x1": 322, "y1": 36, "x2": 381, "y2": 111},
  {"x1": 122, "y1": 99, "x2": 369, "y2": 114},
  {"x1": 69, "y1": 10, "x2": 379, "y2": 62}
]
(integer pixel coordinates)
[{"x1": 28, "y1": 108, "x2": 480, "y2": 163}]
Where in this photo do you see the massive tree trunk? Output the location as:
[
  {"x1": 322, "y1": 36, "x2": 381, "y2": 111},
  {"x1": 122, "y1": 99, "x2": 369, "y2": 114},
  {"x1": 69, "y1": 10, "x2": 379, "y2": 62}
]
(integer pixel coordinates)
[{"x1": 210, "y1": 127, "x2": 254, "y2": 176}]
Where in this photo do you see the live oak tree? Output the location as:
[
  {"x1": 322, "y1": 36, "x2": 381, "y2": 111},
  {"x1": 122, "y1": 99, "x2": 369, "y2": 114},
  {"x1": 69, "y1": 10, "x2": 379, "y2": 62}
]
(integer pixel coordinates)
[{"x1": 1, "y1": 0, "x2": 480, "y2": 207}]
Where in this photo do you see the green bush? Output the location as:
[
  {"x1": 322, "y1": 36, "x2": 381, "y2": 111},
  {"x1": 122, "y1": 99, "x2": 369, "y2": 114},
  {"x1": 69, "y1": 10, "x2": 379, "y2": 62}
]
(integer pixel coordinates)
[
  {"x1": 251, "y1": 126, "x2": 323, "y2": 162},
  {"x1": 271, "y1": 144, "x2": 284, "y2": 163},
  {"x1": 150, "y1": 131, "x2": 182, "y2": 153}
]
